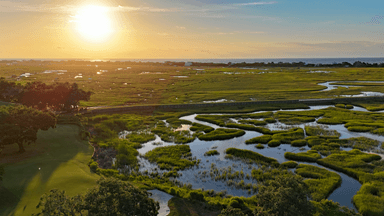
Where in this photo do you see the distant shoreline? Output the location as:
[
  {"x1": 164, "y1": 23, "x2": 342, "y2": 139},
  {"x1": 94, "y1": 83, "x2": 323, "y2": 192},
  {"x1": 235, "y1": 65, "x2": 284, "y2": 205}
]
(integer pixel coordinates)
[{"x1": 1, "y1": 57, "x2": 384, "y2": 64}]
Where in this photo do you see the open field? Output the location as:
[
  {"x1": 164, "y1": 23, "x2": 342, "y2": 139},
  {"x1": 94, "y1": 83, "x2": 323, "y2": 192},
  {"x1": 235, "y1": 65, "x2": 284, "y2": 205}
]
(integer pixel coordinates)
[
  {"x1": 0, "y1": 125, "x2": 98, "y2": 216},
  {"x1": 2, "y1": 62, "x2": 384, "y2": 107}
]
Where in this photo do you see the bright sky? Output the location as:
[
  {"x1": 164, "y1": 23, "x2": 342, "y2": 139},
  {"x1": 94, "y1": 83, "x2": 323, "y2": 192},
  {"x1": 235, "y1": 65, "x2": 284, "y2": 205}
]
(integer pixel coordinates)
[{"x1": 1, "y1": 0, "x2": 383, "y2": 59}]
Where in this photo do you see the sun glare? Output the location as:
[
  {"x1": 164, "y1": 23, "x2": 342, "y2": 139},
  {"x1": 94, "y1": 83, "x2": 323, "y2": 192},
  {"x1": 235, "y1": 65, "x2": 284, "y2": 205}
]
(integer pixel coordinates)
[{"x1": 73, "y1": 6, "x2": 113, "y2": 43}]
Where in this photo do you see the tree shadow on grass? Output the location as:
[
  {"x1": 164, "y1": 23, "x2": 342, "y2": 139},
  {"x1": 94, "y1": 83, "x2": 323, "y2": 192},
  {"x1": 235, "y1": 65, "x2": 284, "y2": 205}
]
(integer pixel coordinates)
[{"x1": 0, "y1": 124, "x2": 96, "y2": 216}]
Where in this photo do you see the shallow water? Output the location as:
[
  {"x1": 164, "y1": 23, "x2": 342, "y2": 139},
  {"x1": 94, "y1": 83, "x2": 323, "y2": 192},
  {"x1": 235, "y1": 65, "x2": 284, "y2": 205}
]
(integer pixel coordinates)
[
  {"x1": 318, "y1": 81, "x2": 384, "y2": 97},
  {"x1": 148, "y1": 190, "x2": 173, "y2": 216},
  {"x1": 136, "y1": 105, "x2": 384, "y2": 210}
]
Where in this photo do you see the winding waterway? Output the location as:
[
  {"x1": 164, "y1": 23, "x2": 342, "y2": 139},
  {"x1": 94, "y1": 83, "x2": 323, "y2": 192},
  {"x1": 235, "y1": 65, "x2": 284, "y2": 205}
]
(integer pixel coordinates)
[{"x1": 137, "y1": 105, "x2": 384, "y2": 211}]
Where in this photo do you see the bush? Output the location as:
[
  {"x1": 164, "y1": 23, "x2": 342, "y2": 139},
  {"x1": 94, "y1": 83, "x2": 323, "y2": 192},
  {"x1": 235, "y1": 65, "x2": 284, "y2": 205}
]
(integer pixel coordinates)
[
  {"x1": 188, "y1": 191, "x2": 205, "y2": 202},
  {"x1": 89, "y1": 160, "x2": 99, "y2": 173}
]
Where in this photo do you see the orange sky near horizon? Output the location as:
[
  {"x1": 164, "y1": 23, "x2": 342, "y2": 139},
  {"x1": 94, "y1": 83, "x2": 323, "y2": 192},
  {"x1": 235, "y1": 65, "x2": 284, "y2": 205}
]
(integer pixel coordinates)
[{"x1": 1, "y1": 0, "x2": 383, "y2": 59}]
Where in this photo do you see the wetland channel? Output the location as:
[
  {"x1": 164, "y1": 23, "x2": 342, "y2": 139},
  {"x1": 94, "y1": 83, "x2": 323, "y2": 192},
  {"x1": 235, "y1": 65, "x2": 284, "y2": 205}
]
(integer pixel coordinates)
[{"x1": 135, "y1": 105, "x2": 384, "y2": 211}]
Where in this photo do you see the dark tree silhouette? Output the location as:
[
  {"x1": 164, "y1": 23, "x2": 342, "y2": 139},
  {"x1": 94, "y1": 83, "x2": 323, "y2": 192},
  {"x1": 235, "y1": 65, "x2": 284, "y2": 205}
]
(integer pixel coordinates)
[
  {"x1": 34, "y1": 178, "x2": 160, "y2": 216},
  {"x1": 0, "y1": 105, "x2": 56, "y2": 153}
]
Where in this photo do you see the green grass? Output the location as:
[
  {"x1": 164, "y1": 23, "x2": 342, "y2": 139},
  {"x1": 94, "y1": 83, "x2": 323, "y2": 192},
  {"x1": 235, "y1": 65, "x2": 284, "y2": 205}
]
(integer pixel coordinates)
[
  {"x1": 238, "y1": 119, "x2": 267, "y2": 126},
  {"x1": 284, "y1": 150, "x2": 322, "y2": 162},
  {"x1": 0, "y1": 125, "x2": 98, "y2": 216},
  {"x1": 295, "y1": 164, "x2": 342, "y2": 201},
  {"x1": 144, "y1": 145, "x2": 197, "y2": 170}
]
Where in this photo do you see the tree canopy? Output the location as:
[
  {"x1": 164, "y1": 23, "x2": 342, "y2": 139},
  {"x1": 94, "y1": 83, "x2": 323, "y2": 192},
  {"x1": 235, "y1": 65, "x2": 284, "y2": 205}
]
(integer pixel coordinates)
[
  {"x1": 254, "y1": 173, "x2": 314, "y2": 216},
  {"x1": 0, "y1": 105, "x2": 56, "y2": 152},
  {"x1": 0, "y1": 78, "x2": 92, "y2": 111},
  {"x1": 34, "y1": 177, "x2": 160, "y2": 216}
]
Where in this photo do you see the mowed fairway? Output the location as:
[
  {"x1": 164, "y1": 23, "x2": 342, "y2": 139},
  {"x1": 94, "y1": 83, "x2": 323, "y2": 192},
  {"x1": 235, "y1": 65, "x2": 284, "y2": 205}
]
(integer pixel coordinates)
[{"x1": 0, "y1": 125, "x2": 98, "y2": 216}]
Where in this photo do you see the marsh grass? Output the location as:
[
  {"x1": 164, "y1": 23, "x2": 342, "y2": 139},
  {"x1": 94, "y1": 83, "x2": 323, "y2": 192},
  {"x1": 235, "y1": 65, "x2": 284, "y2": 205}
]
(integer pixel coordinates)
[
  {"x1": 284, "y1": 150, "x2": 322, "y2": 162},
  {"x1": 291, "y1": 139, "x2": 308, "y2": 147},
  {"x1": 353, "y1": 181, "x2": 384, "y2": 216},
  {"x1": 256, "y1": 144, "x2": 265, "y2": 149},
  {"x1": 317, "y1": 149, "x2": 382, "y2": 181},
  {"x1": 226, "y1": 148, "x2": 279, "y2": 166},
  {"x1": 190, "y1": 123, "x2": 214, "y2": 133},
  {"x1": 198, "y1": 128, "x2": 245, "y2": 141},
  {"x1": 144, "y1": 145, "x2": 197, "y2": 170},
  {"x1": 271, "y1": 128, "x2": 305, "y2": 144},
  {"x1": 305, "y1": 125, "x2": 341, "y2": 138},
  {"x1": 204, "y1": 150, "x2": 220, "y2": 156},
  {"x1": 245, "y1": 135, "x2": 272, "y2": 144},
  {"x1": 267, "y1": 139, "x2": 281, "y2": 147},
  {"x1": 280, "y1": 161, "x2": 298, "y2": 168},
  {"x1": 295, "y1": 164, "x2": 342, "y2": 201}
]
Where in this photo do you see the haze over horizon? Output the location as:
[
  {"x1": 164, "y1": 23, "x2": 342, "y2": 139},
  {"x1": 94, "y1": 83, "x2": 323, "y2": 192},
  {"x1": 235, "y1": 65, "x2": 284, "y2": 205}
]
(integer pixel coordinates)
[{"x1": 1, "y1": 0, "x2": 383, "y2": 59}]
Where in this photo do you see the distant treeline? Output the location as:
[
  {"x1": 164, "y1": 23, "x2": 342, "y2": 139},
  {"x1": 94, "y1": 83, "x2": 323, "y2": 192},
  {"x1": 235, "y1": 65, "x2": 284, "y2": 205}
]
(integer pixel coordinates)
[
  {"x1": 1, "y1": 59, "x2": 383, "y2": 68},
  {"x1": 186, "y1": 61, "x2": 384, "y2": 68}
]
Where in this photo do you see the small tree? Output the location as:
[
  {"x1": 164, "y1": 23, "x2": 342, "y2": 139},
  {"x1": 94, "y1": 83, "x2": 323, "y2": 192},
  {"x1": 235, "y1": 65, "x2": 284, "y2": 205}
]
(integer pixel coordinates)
[{"x1": 0, "y1": 105, "x2": 56, "y2": 152}]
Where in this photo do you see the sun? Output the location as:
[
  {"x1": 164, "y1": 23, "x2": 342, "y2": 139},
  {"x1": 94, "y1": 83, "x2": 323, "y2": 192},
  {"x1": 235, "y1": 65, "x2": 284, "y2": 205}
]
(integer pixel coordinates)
[{"x1": 73, "y1": 6, "x2": 113, "y2": 43}]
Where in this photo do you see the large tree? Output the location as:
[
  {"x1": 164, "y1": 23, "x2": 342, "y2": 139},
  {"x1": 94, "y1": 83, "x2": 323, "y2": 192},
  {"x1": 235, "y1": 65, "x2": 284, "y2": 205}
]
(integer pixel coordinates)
[
  {"x1": 34, "y1": 178, "x2": 160, "y2": 216},
  {"x1": 0, "y1": 105, "x2": 56, "y2": 153},
  {"x1": 20, "y1": 81, "x2": 92, "y2": 111}
]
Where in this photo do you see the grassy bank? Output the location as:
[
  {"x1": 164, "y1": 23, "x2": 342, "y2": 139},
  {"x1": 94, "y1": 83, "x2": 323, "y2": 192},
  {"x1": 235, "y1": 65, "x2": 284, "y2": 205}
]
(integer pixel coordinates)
[{"x1": 0, "y1": 125, "x2": 98, "y2": 216}]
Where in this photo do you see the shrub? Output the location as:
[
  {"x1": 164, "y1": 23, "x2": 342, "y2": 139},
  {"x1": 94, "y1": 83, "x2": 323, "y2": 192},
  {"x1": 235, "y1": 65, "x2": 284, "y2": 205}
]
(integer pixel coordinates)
[
  {"x1": 188, "y1": 191, "x2": 205, "y2": 202},
  {"x1": 89, "y1": 160, "x2": 99, "y2": 173}
]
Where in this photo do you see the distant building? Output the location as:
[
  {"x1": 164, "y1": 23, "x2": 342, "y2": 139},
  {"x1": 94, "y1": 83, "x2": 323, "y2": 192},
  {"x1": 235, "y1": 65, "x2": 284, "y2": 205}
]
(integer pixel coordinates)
[{"x1": 185, "y1": 62, "x2": 193, "y2": 66}]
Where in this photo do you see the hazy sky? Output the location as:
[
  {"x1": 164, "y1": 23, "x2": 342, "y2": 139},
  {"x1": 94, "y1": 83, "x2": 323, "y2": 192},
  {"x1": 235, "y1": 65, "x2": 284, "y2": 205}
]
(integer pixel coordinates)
[{"x1": 1, "y1": 0, "x2": 383, "y2": 59}]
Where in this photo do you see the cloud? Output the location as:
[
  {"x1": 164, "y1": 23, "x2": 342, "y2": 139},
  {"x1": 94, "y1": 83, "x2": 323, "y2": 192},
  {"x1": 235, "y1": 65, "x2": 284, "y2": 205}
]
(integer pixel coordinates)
[
  {"x1": 363, "y1": 15, "x2": 383, "y2": 25},
  {"x1": 236, "y1": 1, "x2": 278, "y2": 6},
  {"x1": 176, "y1": 26, "x2": 186, "y2": 29}
]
